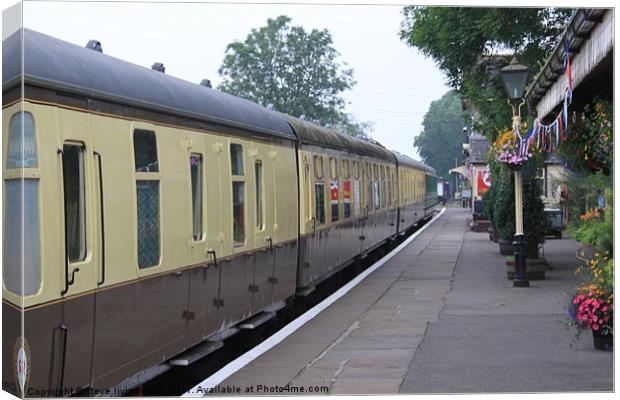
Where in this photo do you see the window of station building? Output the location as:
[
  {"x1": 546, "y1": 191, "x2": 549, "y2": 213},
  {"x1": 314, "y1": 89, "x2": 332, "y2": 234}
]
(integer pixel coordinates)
[
  {"x1": 230, "y1": 143, "x2": 244, "y2": 176},
  {"x1": 313, "y1": 155, "x2": 324, "y2": 179},
  {"x1": 315, "y1": 182, "x2": 326, "y2": 225},
  {"x1": 329, "y1": 157, "x2": 338, "y2": 180},
  {"x1": 134, "y1": 129, "x2": 159, "y2": 172},
  {"x1": 62, "y1": 143, "x2": 87, "y2": 262},
  {"x1": 7, "y1": 112, "x2": 37, "y2": 168},
  {"x1": 255, "y1": 161, "x2": 264, "y2": 230},
  {"x1": 190, "y1": 154, "x2": 204, "y2": 241},
  {"x1": 134, "y1": 129, "x2": 160, "y2": 269}
]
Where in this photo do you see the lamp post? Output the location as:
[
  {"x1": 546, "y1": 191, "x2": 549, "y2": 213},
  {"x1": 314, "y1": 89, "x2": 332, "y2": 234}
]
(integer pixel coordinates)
[{"x1": 499, "y1": 57, "x2": 530, "y2": 288}]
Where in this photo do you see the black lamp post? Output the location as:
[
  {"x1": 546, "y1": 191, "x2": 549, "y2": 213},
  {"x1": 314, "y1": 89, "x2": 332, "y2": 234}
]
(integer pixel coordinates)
[{"x1": 499, "y1": 57, "x2": 530, "y2": 288}]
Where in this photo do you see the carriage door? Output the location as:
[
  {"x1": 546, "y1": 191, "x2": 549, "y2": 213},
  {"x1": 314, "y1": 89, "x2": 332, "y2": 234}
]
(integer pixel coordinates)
[{"x1": 57, "y1": 103, "x2": 98, "y2": 391}]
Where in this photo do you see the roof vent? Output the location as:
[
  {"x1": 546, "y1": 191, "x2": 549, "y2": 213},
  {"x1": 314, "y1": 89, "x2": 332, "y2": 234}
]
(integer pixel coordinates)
[
  {"x1": 151, "y1": 63, "x2": 165, "y2": 73},
  {"x1": 266, "y1": 103, "x2": 274, "y2": 110},
  {"x1": 86, "y1": 40, "x2": 103, "y2": 53},
  {"x1": 299, "y1": 115, "x2": 305, "y2": 120},
  {"x1": 324, "y1": 123, "x2": 333, "y2": 129},
  {"x1": 200, "y1": 79, "x2": 212, "y2": 88}
]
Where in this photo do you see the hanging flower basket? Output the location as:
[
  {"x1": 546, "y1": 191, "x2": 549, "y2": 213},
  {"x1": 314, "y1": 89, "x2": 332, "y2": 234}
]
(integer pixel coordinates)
[{"x1": 491, "y1": 129, "x2": 536, "y2": 169}]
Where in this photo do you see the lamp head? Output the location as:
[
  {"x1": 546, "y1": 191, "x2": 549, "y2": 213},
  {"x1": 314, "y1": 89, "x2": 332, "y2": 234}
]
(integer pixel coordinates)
[{"x1": 499, "y1": 57, "x2": 529, "y2": 100}]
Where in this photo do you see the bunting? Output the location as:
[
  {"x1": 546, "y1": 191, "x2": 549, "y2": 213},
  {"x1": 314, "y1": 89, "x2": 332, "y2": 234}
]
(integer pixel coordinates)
[{"x1": 514, "y1": 41, "x2": 574, "y2": 157}]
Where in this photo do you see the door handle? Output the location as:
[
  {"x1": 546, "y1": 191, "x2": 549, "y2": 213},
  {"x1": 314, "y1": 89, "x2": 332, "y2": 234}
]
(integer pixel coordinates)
[
  {"x1": 311, "y1": 217, "x2": 316, "y2": 236},
  {"x1": 173, "y1": 271, "x2": 183, "y2": 277},
  {"x1": 266, "y1": 237, "x2": 273, "y2": 253},
  {"x1": 207, "y1": 249, "x2": 217, "y2": 267}
]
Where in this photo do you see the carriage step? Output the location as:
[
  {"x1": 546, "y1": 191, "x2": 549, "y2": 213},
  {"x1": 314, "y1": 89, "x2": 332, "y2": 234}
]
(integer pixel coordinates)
[
  {"x1": 207, "y1": 327, "x2": 240, "y2": 342},
  {"x1": 239, "y1": 312, "x2": 276, "y2": 330},
  {"x1": 263, "y1": 300, "x2": 286, "y2": 313},
  {"x1": 296, "y1": 286, "x2": 315, "y2": 297},
  {"x1": 168, "y1": 340, "x2": 223, "y2": 366}
]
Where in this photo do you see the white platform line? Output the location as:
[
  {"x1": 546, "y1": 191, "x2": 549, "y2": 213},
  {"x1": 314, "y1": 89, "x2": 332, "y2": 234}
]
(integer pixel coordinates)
[{"x1": 182, "y1": 208, "x2": 446, "y2": 396}]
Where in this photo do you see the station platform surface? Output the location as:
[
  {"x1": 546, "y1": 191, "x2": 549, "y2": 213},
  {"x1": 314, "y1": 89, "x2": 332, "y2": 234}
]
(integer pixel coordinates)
[{"x1": 216, "y1": 208, "x2": 613, "y2": 394}]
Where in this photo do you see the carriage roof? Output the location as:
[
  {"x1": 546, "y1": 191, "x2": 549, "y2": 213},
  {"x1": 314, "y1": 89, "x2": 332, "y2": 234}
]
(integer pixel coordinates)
[{"x1": 2, "y1": 29, "x2": 296, "y2": 140}]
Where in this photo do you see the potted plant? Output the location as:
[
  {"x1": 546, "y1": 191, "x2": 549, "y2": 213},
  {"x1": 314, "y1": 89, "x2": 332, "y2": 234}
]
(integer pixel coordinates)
[{"x1": 568, "y1": 252, "x2": 614, "y2": 350}]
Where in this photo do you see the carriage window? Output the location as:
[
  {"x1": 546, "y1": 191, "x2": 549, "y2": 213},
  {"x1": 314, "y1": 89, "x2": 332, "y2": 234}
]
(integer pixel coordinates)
[
  {"x1": 313, "y1": 155, "x2": 324, "y2": 179},
  {"x1": 190, "y1": 154, "x2": 203, "y2": 240},
  {"x1": 233, "y1": 182, "x2": 245, "y2": 245},
  {"x1": 134, "y1": 130, "x2": 159, "y2": 172},
  {"x1": 255, "y1": 161, "x2": 264, "y2": 230},
  {"x1": 230, "y1": 143, "x2": 244, "y2": 176},
  {"x1": 7, "y1": 112, "x2": 37, "y2": 168},
  {"x1": 137, "y1": 180, "x2": 160, "y2": 268},
  {"x1": 329, "y1": 158, "x2": 337, "y2": 179},
  {"x1": 62, "y1": 144, "x2": 87, "y2": 262},
  {"x1": 3, "y1": 179, "x2": 41, "y2": 296},
  {"x1": 315, "y1": 183, "x2": 325, "y2": 225},
  {"x1": 352, "y1": 161, "x2": 359, "y2": 179},
  {"x1": 342, "y1": 160, "x2": 350, "y2": 179}
]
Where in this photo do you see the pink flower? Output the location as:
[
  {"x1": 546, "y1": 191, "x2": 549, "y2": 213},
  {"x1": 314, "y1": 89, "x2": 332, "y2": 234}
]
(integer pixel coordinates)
[
  {"x1": 593, "y1": 324, "x2": 599, "y2": 331},
  {"x1": 601, "y1": 306, "x2": 608, "y2": 312}
]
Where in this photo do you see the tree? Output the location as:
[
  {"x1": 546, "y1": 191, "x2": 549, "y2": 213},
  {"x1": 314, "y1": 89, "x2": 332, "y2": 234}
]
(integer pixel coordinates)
[
  {"x1": 218, "y1": 15, "x2": 371, "y2": 137},
  {"x1": 400, "y1": 7, "x2": 572, "y2": 139},
  {"x1": 414, "y1": 91, "x2": 466, "y2": 179}
]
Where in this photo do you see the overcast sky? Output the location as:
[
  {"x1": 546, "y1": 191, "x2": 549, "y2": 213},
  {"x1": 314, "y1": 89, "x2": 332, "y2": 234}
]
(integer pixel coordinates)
[{"x1": 12, "y1": 1, "x2": 454, "y2": 159}]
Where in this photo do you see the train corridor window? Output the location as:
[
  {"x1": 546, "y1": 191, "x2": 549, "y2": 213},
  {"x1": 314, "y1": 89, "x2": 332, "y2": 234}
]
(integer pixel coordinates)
[
  {"x1": 230, "y1": 143, "x2": 244, "y2": 176},
  {"x1": 315, "y1": 183, "x2": 326, "y2": 225},
  {"x1": 134, "y1": 129, "x2": 159, "y2": 172},
  {"x1": 342, "y1": 160, "x2": 350, "y2": 179},
  {"x1": 233, "y1": 182, "x2": 245, "y2": 245},
  {"x1": 255, "y1": 161, "x2": 264, "y2": 230},
  {"x1": 7, "y1": 112, "x2": 37, "y2": 168},
  {"x1": 352, "y1": 161, "x2": 359, "y2": 179},
  {"x1": 62, "y1": 144, "x2": 87, "y2": 262},
  {"x1": 313, "y1": 155, "x2": 324, "y2": 179},
  {"x1": 329, "y1": 157, "x2": 337, "y2": 180},
  {"x1": 3, "y1": 112, "x2": 41, "y2": 296},
  {"x1": 190, "y1": 154, "x2": 203, "y2": 240},
  {"x1": 134, "y1": 129, "x2": 160, "y2": 269},
  {"x1": 3, "y1": 180, "x2": 41, "y2": 296}
]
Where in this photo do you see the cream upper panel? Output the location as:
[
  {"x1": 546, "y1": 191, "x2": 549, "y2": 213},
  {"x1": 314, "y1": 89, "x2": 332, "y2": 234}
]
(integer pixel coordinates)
[{"x1": 3, "y1": 100, "x2": 298, "y2": 308}]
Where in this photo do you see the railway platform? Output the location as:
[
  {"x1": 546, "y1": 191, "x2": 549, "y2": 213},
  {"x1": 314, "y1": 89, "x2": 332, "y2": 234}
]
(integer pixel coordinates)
[{"x1": 189, "y1": 208, "x2": 613, "y2": 395}]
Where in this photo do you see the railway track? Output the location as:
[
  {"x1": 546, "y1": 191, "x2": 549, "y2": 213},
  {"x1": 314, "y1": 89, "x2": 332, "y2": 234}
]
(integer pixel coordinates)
[{"x1": 117, "y1": 213, "x2": 437, "y2": 397}]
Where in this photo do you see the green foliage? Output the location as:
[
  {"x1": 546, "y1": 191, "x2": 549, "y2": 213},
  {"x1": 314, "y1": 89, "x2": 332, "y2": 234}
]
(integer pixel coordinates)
[
  {"x1": 399, "y1": 7, "x2": 572, "y2": 139},
  {"x1": 414, "y1": 91, "x2": 467, "y2": 178},
  {"x1": 492, "y1": 166, "x2": 515, "y2": 241},
  {"x1": 521, "y1": 164, "x2": 549, "y2": 247},
  {"x1": 559, "y1": 98, "x2": 613, "y2": 175},
  {"x1": 568, "y1": 187, "x2": 613, "y2": 255},
  {"x1": 218, "y1": 15, "x2": 371, "y2": 137},
  {"x1": 563, "y1": 170, "x2": 612, "y2": 228}
]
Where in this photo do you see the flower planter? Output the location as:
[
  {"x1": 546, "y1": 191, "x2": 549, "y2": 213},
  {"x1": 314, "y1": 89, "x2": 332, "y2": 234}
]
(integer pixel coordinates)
[
  {"x1": 498, "y1": 239, "x2": 513, "y2": 255},
  {"x1": 506, "y1": 258, "x2": 547, "y2": 280},
  {"x1": 488, "y1": 228, "x2": 498, "y2": 242},
  {"x1": 592, "y1": 330, "x2": 613, "y2": 351}
]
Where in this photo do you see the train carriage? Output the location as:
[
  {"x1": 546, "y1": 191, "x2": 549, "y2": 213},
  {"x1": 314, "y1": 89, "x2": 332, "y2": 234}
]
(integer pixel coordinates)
[
  {"x1": 288, "y1": 117, "x2": 398, "y2": 292},
  {"x1": 2, "y1": 28, "x2": 438, "y2": 397},
  {"x1": 2, "y1": 29, "x2": 299, "y2": 395}
]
